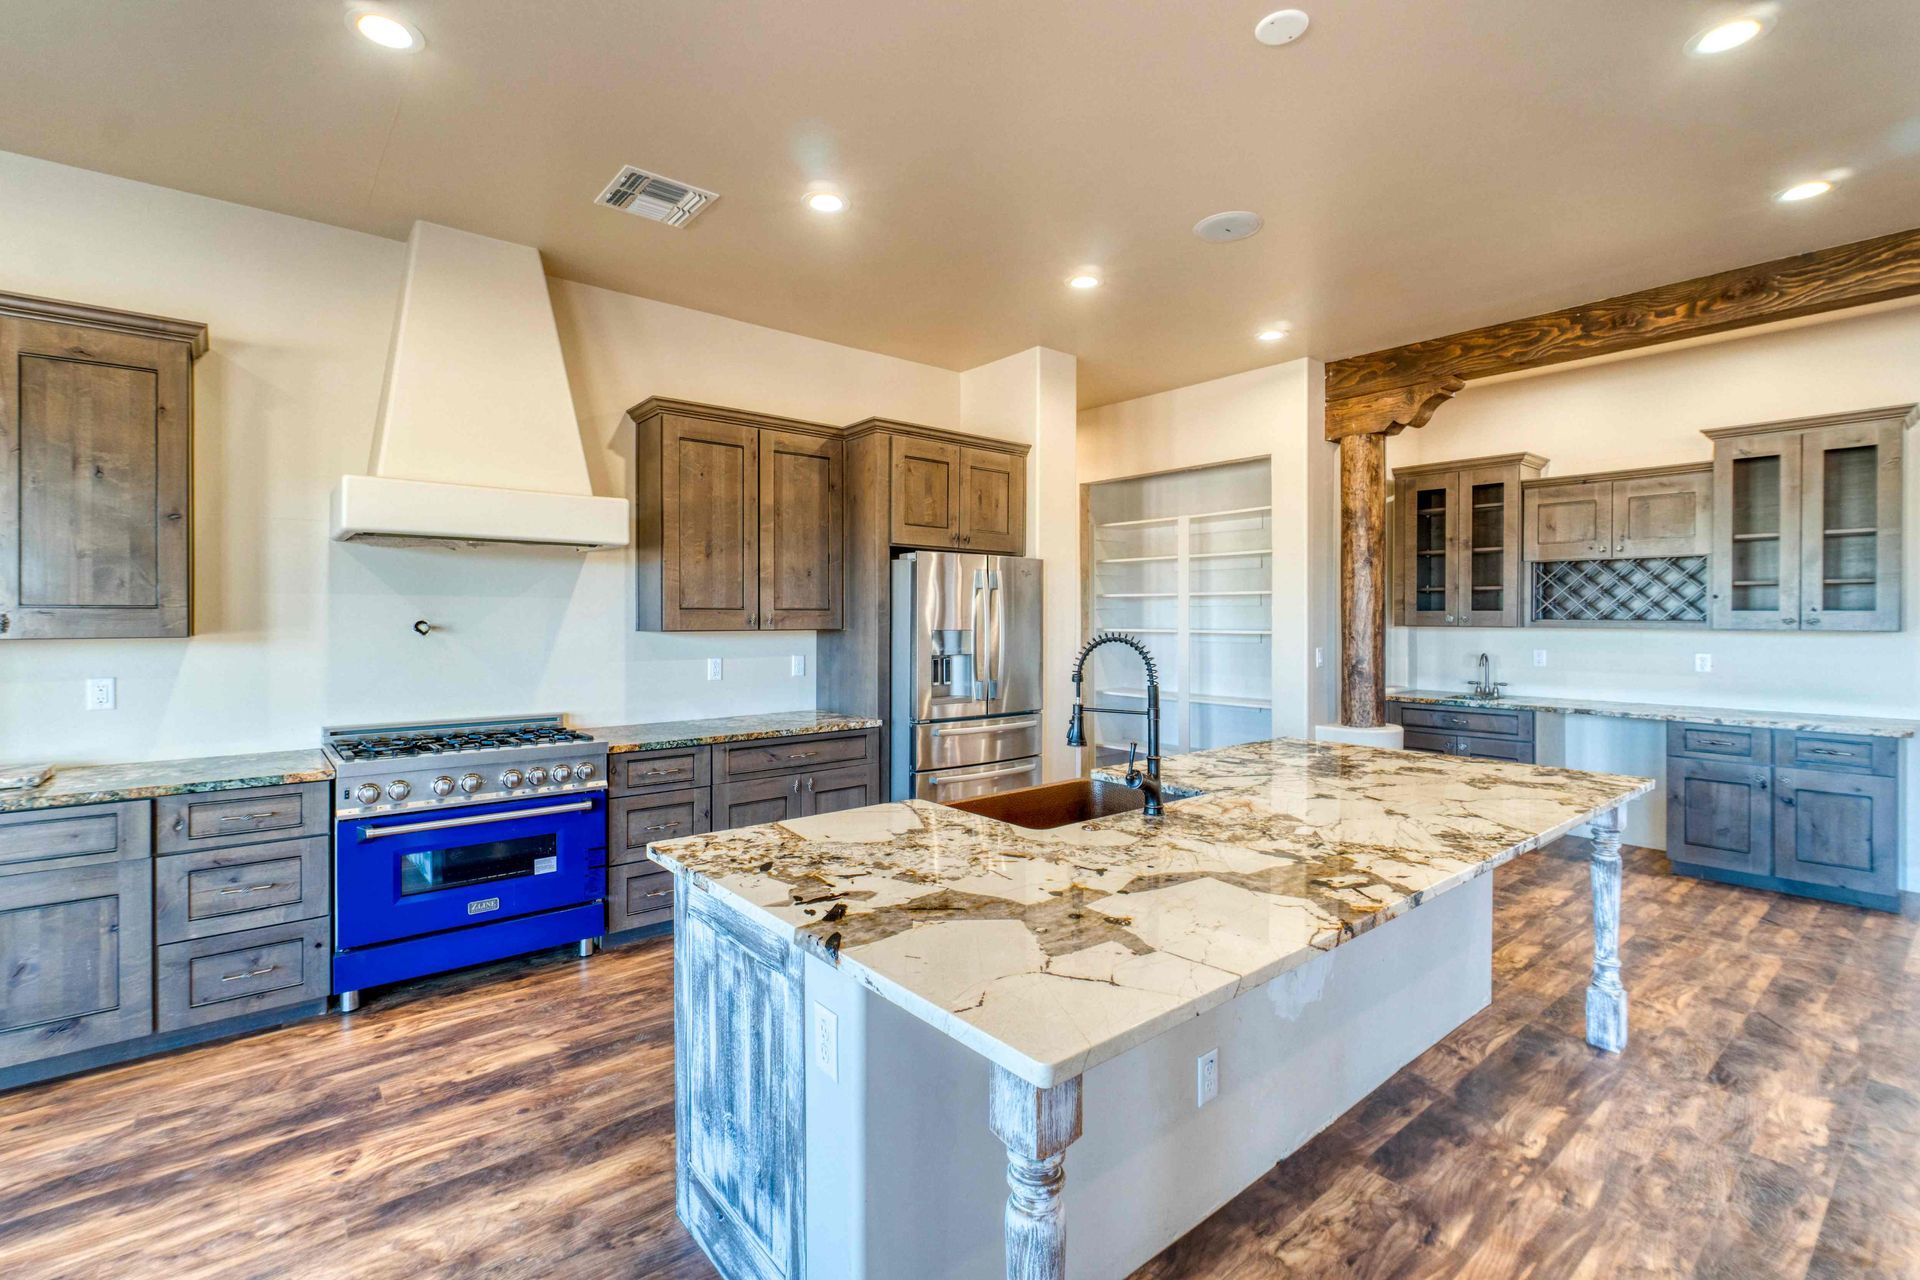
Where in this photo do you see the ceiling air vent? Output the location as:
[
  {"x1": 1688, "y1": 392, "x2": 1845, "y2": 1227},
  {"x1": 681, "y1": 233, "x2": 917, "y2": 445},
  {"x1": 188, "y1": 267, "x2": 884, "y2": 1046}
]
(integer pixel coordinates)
[{"x1": 595, "y1": 165, "x2": 717, "y2": 228}]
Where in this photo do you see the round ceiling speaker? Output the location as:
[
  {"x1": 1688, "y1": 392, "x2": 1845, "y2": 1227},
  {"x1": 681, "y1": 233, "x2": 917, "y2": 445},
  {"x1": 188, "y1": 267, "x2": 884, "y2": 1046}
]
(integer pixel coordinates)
[
  {"x1": 1193, "y1": 211, "x2": 1265, "y2": 243},
  {"x1": 1254, "y1": 9, "x2": 1311, "y2": 46}
]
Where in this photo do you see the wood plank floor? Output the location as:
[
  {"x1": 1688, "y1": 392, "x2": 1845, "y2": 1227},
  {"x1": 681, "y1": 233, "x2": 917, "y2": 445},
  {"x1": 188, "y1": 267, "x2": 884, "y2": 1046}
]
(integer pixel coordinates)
[{"x1": 1, "y1": 838, "x2": 1915, "y2": 1279}]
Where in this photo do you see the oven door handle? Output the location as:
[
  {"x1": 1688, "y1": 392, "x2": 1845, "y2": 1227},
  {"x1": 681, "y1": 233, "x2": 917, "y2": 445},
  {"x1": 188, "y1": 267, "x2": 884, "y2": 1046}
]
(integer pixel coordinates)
[{"x1": 359, "y1": 800, "x2": 595, "y2": 840}]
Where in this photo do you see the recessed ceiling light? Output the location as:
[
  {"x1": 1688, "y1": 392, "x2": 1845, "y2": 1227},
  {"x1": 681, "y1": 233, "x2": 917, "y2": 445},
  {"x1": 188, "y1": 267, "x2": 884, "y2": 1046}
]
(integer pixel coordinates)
[
  {"x1": 1686, "y1": 14, "x2": 1769, "y2": 56},
  {"x1": 1256, "y1": 327, "x2": 1289, "y2": 343},
  {"x1": 350, "y1": 10, "x2": 424, "y2": 51},
  {"x1": 1776, "y1": 179, "x2": 1833, "y2": 203},
  {"x1": 1194, "y1": 211, "x2": 1264, "y2": 243},
  {"x1": 1254, "y1": 9, "x2": 1311, "y2": 46},
  {"x1": 805, "y1": 190, "x2": 847, "y2": 214},
  {"x1": 1067, "y1": 274, "x2": 1102, "y2": 290}
]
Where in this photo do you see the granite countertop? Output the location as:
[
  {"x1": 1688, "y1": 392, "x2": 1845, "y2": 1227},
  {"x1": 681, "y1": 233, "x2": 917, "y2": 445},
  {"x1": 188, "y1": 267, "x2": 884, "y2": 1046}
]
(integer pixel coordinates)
[
  {"x1": 584, "y1": 710, "x2": 882, "y2": 753},
  {"x1": 1388, "y1": 689, "x2": 1920, "y2": 738},
  {"x1": 0, "y1": 749, "x2": 335, "y2": 814},
  {"x1": 648, "y1": 737, "x2": 1652, "y2": 1088}
]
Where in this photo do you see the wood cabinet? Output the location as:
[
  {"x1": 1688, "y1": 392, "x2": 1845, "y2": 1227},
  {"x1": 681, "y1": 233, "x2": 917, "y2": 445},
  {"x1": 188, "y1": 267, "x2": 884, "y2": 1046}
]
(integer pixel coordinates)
[
  {"x1": 0, "y1": 293, "x2": 207, "y2": 640},
  {"x1": 1667, "y1": 721, "x2": 1901, "y2": 909},
  {"x1": 1522, "y1": 465, "x2": 1711, "y2": 563},
  {"x1": 1707, "y1": 406, "x2": 1907, "y2": 632},
  {"x1": 630, "y1": 399, "x2": 844, "y2": 632},
  {"x1": 1393, "y1": 453, "x2": 1543, "y2": 627},
  {"x1": 886, "y1": 432, "x2": 1028, "y2": 552},
  {"x1": 0, "y1": 800, "x2": 154, "y2": 1069},
  {"x1": 1388, "y1": 701, "x2": 1541, "y2": 763},
  {"x1": 605, "y1": 729, "x2": 880, "y2": 937}
]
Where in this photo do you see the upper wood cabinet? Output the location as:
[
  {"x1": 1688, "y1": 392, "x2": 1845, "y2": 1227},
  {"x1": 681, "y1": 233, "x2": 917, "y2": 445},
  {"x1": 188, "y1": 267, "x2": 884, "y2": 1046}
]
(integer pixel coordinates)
[
  {"x1": 0, "y1": 293, "x2": 207, "y2": 640},
  {"x1": 1522, "y1": 465, "x2": 1712, "y2": 562},
  {"x1": 1393, "y1": 453, "x2": 1543, "y2": 627},
  {"x1": 881, "y1": 428, "x2": 1028, "y2": 553},
  {"x1": 630, "y1": 399, "x2": 843, "y2": 632},
  {"x1": 1706, "y1": 406, "x2": 1908, "y2": 632}
]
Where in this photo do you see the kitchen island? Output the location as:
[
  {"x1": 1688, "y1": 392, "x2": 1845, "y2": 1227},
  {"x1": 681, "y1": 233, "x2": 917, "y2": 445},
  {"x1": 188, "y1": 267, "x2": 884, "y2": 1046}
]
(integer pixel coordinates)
[{"x1": 647, "y1": 738, "x2": 1652, "y2": 1280}]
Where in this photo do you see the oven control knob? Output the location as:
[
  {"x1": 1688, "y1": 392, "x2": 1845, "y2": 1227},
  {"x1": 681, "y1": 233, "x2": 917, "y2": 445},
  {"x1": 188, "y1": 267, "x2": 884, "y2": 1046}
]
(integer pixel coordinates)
[
  {"x1": 499, "y1": 769, "x2": 524, "y2": 789},
  {"x1": 574, "y1": 761, "x2": 595, "y2": 781},
  {"x1": 550, "y1": 764, "x2": 573, "y2": 784},
  {"x1": 354, "y1": 783, "x2": 382, "y2": 805},
  {"x1": 431, "y1": 775, "x2": 455, "y2": 797},
  {"x1": 526, "y1": 766, "x2": 549, "y2": 786},
  {"x1": 459, "y1": 773, "x2": 483, "y2": 794},
  {"x1": 386, "y1": 780, "x2": 412, "y2": 801}
]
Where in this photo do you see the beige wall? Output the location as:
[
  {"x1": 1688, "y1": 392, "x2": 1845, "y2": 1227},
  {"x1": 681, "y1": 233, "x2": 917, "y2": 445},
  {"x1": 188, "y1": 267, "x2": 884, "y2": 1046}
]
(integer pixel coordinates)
[
  {"x1": 0, "y1": 148, "x2": 967, "y2": 764},
  {"x1": 1077, "y1": 359, "x2": 1338, "y2": 738},
  {"x1": 1384, "y1": 300, "x2": 1920, "y2": 878}
]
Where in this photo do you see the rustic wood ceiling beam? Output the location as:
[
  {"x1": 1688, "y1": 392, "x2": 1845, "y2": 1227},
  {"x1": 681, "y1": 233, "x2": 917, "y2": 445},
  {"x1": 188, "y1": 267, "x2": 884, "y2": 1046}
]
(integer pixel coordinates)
[{"x1": 1325, "y1": 226, "x2": 1920, "y2": 404}]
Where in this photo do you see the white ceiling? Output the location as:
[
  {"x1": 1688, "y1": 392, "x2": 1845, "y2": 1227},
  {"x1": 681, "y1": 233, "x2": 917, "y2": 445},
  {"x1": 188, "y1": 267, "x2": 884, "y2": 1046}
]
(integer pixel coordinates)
[{"x1": 2, "y1": 1, "x2": 1916, "y2": 407}]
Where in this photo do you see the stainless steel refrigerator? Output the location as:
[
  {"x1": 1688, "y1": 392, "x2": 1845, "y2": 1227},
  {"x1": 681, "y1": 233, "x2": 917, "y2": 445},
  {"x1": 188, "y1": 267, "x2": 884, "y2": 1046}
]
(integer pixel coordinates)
[{"x1": 890, "y1": 551, "x2": 1044, "y2": 802}]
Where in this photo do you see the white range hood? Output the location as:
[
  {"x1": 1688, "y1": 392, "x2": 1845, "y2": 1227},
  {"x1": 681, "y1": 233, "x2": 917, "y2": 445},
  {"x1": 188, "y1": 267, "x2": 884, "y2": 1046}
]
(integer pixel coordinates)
[{"x1": 331, "y1": 222, "x2": 629, "y2": 550}]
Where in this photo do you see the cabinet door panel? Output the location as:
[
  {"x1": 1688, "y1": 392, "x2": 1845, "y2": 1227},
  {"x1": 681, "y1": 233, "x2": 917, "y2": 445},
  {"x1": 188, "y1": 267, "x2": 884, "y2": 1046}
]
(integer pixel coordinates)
[
  {"x1": 1666, "y1": 758, "x2": 1772, "y2": 875},
  {"x1": 1459, "y1": 465, "x2": 1521, "y2": 626},
  {"x1": 0, "y1": 316, "x2": 192, "y2": 639},
  {"x1": 713, "y1": 775, "x2": 804, "y2": 829},
  {"x1": 1524, "y1": 480, "x2": 1612, "y2": 561},
  {"x1": 1711, "y1": 432, "x2": 1802, "y2": 630},
  {"x1": 1773, "y1": 768, "x2": 1897, "y2": 895},
  {"x1": 958, "y1": 447, "x2": 1025, "y2": 553},
  {"x1": 889, "y1": 436, "x2": 961, "y2": 548},
  {"x1": 1612, "y1": 471, "x2": 1711, "y2": 558},
  {"x1": 1799, "y1": 420, "x2": 1900, "y2": 632},
  {"x1": 1398, "y1": 472, "x2": 1459, "y2": 625},
  {"x1": 802, "y1": 764, "x2": 881, "y2": 816},
  {"x1": 760, "y1": 430, "x2": 843, "y2": 630},
  {"x1": 661, "y1": 415, "x2": 759, "y2": 630},
  {"x1": 0, "y1": 858, "x2": 153, "y2": 1067}
]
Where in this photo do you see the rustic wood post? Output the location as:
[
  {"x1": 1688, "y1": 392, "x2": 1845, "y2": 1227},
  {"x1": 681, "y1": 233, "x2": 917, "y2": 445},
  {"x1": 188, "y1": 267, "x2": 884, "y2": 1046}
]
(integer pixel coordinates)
[
  {"x1": 988, "y1": 1064, "x2": 1083, "y2": 1280},
  {"x1": 1326, "y1": 377, "x2": 1463, "y2": 727},
  {"x1": 1585, "y1": 806, "x2": 1629, "y2": 1053}
]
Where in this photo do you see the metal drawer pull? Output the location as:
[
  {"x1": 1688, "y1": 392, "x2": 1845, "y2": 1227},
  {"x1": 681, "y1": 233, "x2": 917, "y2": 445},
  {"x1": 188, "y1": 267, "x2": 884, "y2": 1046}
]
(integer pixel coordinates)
[
  {"x1": 1698, "y1": 738, "x2": 1739, "y2": 748},
  {"x1": 216, "y1": 810, "x2": 281, "y2": 825},
  {"x1": 1807, "y1": 747, "x2": 1853, "y2": 756},
  {"x1": 644, "y1": 889, "x2": 671, "y2": 900},
  {"x1": 220, "y1": 965, "x2": 278, "y2": 982},
  {"x1": 363, "y1": 800, "x2": 594, "y2": 839},
  {"x1": 934, "y1": 720, "x2": 1038, "y2": 736},
  {"x1": 217, "y1": 883, "x2": 284, "y2": 895},
  {"x1": 641, "y1": 822, "x2": 680, "y2": 833},
  {"x1": 780, "y1": 750, "x2": 821, "y2": 760}
]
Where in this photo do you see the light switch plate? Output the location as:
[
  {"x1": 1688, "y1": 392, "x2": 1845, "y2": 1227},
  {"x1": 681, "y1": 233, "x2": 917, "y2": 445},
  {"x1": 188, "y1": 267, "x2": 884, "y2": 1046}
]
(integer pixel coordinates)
[
  {"x1": 1197, "y1": 1048, "x2": 1219, "y2": 1107},
  {"x1": 1314, "y1": 647, "x2": 1324, "y2": 669},
  {"x1": 813, "y1": 1003, "x2": 838, "y2": 1081},
  {"x1": 706, "y1": 658, "x2": 723, "y2": 681},
  {"x1": 85, "y1": 677, "x2": 116, "y2": 711},
  {"x1": 1694, "y1": 653, "x2": 1713, "y2": 673},
  {"x1": 1533, "y1": 649, "x2": 1548, "y2": 667},
  {"x1": 791, "y1": 655, "x2": 806, "y2": 678}
]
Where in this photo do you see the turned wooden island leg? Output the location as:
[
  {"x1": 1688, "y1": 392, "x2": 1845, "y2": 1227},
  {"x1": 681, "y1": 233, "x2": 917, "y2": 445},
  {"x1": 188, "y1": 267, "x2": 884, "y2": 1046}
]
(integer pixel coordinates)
[
  {"x1": 989, "y1": 1064, "x2": 1083, "y2": 1280},
  {"x1": 1585, "y1": 807, "x2": 1628, "y2": 1053}
]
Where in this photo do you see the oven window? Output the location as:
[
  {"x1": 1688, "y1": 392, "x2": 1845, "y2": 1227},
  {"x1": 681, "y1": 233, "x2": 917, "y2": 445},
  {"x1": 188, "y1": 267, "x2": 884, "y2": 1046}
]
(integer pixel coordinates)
[{"x1": 399, "y1": 833, "x2": 558, "y2": 896}]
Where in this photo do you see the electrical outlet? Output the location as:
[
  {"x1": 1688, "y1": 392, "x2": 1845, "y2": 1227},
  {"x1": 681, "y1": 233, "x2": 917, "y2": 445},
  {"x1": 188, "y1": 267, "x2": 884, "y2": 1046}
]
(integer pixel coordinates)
[
  {"x1": 791, "y1": 654, "x2": 806, "y2": 678},
  {"x1": 84, "y1": 677, "x2": 116, "y2": 711},
  {"x1": 706, "y1": 658, "x2": 723, "y2": 681},
  {"x1": 1694, "y1": 653, "x2": 1713, "y2": 674},
  {"x1": 1533, "y1": 649, "x2": 1548, "y2": 667},
  {"x1": 1314, "y1": 646, "x2": 1324, "y2": 669},
  {"x1": 1196, "y1": 1048, "x2": 1219, "y2": 1107},
  {"x1": 813, "y1": 1003, "x2": 838, "y2": 1081}
]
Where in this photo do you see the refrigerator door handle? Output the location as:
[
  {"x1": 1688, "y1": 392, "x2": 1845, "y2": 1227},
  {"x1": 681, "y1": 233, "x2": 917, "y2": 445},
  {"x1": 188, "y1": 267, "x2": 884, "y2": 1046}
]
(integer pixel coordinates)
[
  {"x1": 928, "y1": 761, "x2": 1041, "y2": 788},
  {"x1": 933, "y1": 719, "x2": 1039, "y2": 736},
  {"x1": 970, "y1": 569, "x2": 991, "y2": 701}
]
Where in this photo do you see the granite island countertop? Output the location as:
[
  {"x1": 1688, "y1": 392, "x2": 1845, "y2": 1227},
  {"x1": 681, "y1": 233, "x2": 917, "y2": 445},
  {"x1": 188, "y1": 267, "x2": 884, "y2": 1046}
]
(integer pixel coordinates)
[
  {"x1": 648, "y1": 737, "x2": 1652, "y2": 1087},
  {"x1": 1388, "y1": 689, "x2": 1920, "y2": 738},
  {"x1": 583, "y1": 710, "x2": 882, "y2": 753},
  {"x1": 0, "y1": 749, "x2": 335, "y2": 815}
]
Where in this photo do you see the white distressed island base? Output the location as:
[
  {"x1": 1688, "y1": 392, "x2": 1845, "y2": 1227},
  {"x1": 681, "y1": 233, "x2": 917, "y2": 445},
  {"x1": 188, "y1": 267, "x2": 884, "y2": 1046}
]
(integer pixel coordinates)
[{"x1": 649, "y1": 738, "x2": 1653, "y2": 1280}]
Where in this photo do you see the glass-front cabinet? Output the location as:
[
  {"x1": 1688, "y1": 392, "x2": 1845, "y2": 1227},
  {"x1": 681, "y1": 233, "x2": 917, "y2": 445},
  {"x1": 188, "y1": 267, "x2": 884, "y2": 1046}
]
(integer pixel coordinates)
[
  {"x1": 1393, "y1": 453, "x2": 1544, "y2": 628},
  {"x1": 1708, "y1": 408, "x2": 1905, "y2": 632}
]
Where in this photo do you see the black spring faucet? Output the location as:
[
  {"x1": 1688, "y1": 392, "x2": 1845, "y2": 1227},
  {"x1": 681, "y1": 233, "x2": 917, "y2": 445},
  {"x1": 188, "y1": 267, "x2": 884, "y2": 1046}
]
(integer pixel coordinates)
[{"x1": 1066, "y1": 632, "x2": 1164, "y2": 817}]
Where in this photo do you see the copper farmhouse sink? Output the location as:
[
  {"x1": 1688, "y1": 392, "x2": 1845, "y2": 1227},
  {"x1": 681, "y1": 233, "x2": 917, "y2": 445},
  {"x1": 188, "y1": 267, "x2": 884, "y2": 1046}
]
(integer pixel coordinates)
[{"x1": 942, "y1": 778, "x2": 1145, "y2": 830}]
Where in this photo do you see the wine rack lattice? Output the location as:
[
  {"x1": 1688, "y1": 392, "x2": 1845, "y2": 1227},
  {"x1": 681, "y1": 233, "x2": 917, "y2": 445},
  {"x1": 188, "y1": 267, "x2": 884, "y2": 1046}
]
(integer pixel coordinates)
[{"x1": 1531, "y1": 557, "x2": 1708, "y2": 625}]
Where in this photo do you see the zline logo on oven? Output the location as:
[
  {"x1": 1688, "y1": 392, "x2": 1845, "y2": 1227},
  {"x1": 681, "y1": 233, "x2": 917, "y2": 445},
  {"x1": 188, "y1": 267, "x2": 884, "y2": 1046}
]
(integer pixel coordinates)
[{"x1": 467, "y1": 897, "x2": 502, "y2": 916}]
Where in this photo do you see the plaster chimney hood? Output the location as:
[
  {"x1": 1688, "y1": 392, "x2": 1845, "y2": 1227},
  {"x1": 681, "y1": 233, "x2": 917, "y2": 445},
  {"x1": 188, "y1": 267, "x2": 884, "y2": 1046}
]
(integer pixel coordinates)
[{"x1": 331, "y1": 222, "x2": 629, "y2": 550}]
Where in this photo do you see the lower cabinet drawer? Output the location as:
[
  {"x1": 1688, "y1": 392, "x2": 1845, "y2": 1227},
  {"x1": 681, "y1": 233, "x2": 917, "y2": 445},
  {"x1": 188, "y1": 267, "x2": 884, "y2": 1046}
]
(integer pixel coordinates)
[
  {"x1": 157, "y1": 918, "x2": 331, "y2": 1032},
  {"x1": 1400, "y1": 729, "x2": 1454, "y2": 754},
  {"x1": 1667, "y1": 722, "x2": 1769, "y2": 764},
  {"x1": 610, "y1": 788, "x2": 711, "y2": 865},
  {"x1": 154, "y1": 836, "x2": 330, "y2": 943},
  {"x1": 608, "y1": 864, "x2": 675, "y2": 934},
  {"x1": 612, "y1": 747, "x2": 710, "y2": 795},
  {"x1": 1772, "y1": 730, "x2": 1896, "y2": 777},
  {"x1": 1456, "y1": 735, "x2": 1533, "y2": 763},
  {"x1": 1397, "y1": 705, "x2": 1533, "y2": 740},
  {"x1": 156, "y1": 783, "x2": 330, "y2": 854},
  {"x1": 719, "y1": 730, "x2": 874, "y2": 779}
]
